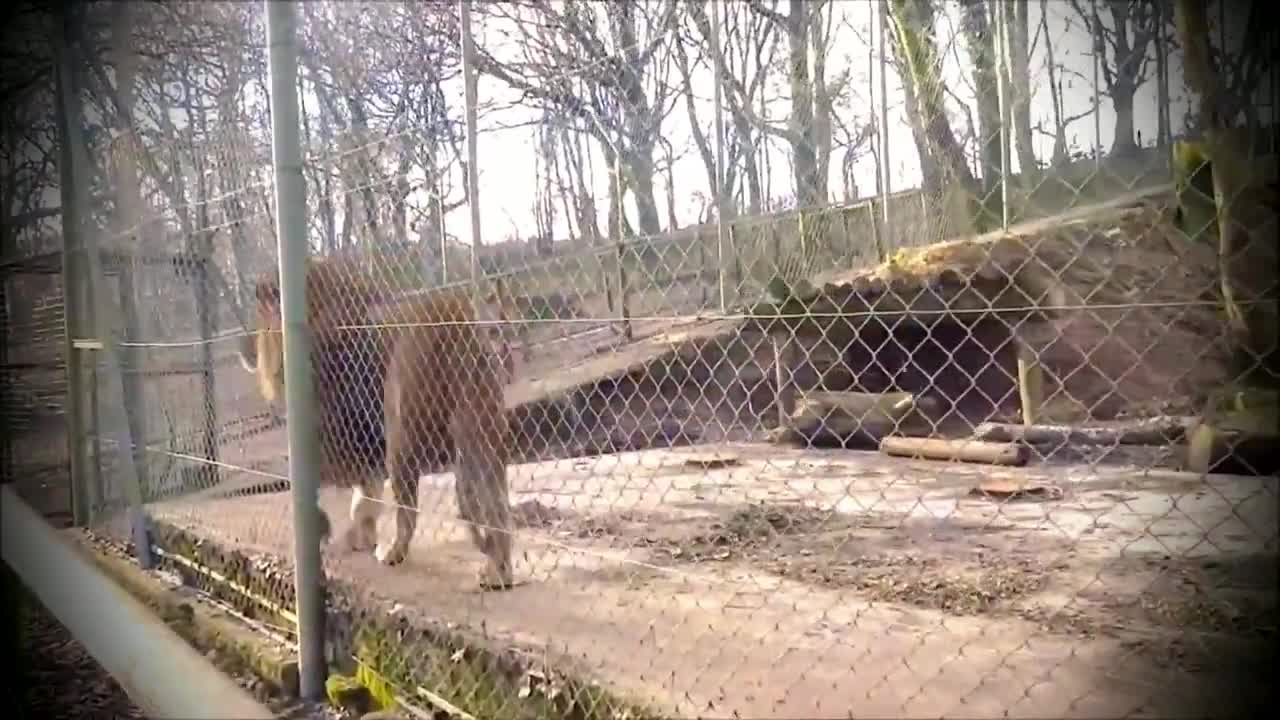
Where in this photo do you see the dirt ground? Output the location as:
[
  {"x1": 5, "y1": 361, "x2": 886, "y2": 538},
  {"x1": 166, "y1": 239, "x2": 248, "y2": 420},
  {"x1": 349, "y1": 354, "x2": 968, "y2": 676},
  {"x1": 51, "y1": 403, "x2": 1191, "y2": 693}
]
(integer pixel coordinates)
[
  {"x1": 82, "y1": 185, "x2": 1276, "y2": 718},
  {"x1": 137, "y1": 442, "x2": 1277, "y2": 719}
]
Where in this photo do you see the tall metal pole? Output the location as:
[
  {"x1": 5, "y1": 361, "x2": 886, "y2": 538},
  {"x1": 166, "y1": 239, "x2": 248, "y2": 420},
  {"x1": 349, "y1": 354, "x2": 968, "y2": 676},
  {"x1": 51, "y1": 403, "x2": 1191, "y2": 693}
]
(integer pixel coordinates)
[
  {"x1": 1091, "y1": 0, "x2": 1102, "y2": 169},
  {"x1": 710, "y1": 0, "x2": 730, "y2": 311},
  {"x1": 460, "y1": 0, "x2": 483, "y2": 291},
  {"x1": 264, "y1": 0, "x2": 326, "y2": 700},
  {"x1": 995, "y1": 1, "x2": 1011, "y2": 230},
  {"x1": 877, "y1": 1, "x2": 892, "y2": 249},
  {"x1": 52, "y1": 5, "x2": 91, "y2": 528},
  {"x1": 1154, "y1": 0, "x2": 1170, "y2": 153}
]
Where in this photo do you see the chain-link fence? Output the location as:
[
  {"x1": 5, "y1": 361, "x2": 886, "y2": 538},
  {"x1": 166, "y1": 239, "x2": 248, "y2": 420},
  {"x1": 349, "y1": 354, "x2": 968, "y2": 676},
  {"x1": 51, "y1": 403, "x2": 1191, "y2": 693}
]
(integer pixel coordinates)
[{"x1": 52, "y1": 0, "x2": 1278, "y2": 717}]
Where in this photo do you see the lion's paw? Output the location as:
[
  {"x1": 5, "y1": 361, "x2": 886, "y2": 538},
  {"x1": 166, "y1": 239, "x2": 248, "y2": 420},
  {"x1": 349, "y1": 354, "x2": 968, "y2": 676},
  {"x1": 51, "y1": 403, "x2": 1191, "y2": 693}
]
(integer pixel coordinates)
[
  {"x1": 478, "y1": 563, "x2": 515, "y2": 591},
  {"x1": 375, "y1": 541, "x2": 409, "y2": 566}
]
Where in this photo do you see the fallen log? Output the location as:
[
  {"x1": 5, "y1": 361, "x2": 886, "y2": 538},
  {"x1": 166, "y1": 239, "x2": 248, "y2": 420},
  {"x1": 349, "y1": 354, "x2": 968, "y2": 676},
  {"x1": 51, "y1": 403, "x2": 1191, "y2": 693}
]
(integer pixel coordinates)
[
  {"x1": 774, "y1": 391, "x2": 939, "y2": 449},
  {"x1": 971, "y1": 417, "x2": 1195, "y2": 447},
  {"x1": 880, "y1": 436, "x2": 1029, "y2": 466}
]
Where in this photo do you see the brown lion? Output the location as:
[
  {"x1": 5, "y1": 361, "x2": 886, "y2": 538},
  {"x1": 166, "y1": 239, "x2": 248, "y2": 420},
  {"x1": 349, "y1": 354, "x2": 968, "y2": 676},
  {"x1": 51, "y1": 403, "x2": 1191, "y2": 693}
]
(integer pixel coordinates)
[{"x1": 237, "y1": 258, "x2": 517, "y2": 589}]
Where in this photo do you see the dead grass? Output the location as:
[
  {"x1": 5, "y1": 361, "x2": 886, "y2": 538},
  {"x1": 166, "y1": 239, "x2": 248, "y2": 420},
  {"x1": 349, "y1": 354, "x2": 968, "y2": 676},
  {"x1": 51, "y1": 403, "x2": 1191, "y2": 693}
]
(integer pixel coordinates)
[{"x1": 540, "y1": 499, "x2": 1278, "y2": 659}]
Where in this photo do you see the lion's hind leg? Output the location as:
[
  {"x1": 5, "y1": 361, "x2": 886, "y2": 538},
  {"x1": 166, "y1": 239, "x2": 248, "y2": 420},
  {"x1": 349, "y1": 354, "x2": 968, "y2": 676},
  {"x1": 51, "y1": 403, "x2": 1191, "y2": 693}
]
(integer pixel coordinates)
[
  {"x1": 452, "y1": 412, "x2": 514, "y2": 590},
  {"x1": 375, "y1": 457, "x2": 420, "y2": 567}
]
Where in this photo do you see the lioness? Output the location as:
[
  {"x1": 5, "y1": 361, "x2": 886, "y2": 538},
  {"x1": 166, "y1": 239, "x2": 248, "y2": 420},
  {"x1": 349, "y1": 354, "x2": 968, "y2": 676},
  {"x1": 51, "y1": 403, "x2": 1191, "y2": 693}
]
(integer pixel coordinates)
[{"x1": 238, "y1": 259, "x2": 516, "y2": 589}]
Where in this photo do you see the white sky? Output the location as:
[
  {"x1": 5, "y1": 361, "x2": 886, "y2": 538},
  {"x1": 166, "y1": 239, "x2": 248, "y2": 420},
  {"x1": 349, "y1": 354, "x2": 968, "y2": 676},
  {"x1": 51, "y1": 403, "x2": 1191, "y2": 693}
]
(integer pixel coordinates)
[
  {"x1": 434, "y1": 0, "x2": 1202, "y2": 250},
  {"x1": 79, "y1": 1, "x2": 1274, "y2": 260}
]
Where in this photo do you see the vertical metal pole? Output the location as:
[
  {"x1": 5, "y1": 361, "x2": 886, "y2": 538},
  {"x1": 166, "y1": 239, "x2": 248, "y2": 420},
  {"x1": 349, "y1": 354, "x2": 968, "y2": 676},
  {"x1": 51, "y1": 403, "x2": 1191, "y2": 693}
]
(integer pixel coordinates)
[
  {"x1": 1154, "y1": 1, "x2": 1170, "y2": 154},
  {"x1": 1091, "y1": 0, "x2": 1102, "y2": 169},
  {"x1": 710, "y1": 1, "x2": 729, "y2": 311},
  {"x1": 437, "y1": 191, "x2": 449, "y2": 286},
  {"x1": 54, "y1": 51, "x2": 90, "y2": 527},
  {"x1": 995, "y1": 0, "x2": 1011, "y2": 231},
  {"x1": 195, "y1": 253, "x2": 220, "y2": 491},
  {"x1": 264, "y1": 0, "x2": 326, "y2": 701},
  {"x1": 56, "y1": 4, "x2": 151, "y2": 565},
  {"x1": 613, "y1": 154, "x2": 633, "y2": 341},
  {"x1": 0, "y1": 276, "x2": 9, "y2": 488},
  {"x1": 877, "y1": 0, "x2": 892, "y2": 252},
  {"x1": 460, "y1": 0, "x2": 483, "y2": 293},
  {"x1": 52, "y1": 3, "x2": 94, "y2": 529}
]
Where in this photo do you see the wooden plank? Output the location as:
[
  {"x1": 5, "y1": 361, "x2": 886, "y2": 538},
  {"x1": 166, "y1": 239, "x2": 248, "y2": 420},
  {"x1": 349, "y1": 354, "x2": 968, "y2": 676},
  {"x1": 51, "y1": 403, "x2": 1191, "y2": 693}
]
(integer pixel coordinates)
[
  {"x1": 880, "y1": 436, "x2": 1028, "y2": 466},
  {"x1": 506, "y1": 317, "x2": 741, "y2": 409},
  {"x1": 972, "y1": 417, "x2": 1194, "y2": 446}
]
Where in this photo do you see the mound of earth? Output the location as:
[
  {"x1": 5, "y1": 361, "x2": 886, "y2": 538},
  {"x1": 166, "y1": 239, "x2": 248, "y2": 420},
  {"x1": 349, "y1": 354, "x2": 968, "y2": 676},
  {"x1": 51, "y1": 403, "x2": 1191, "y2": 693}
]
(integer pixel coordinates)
[{"x1": 778, "y1": 189, "x2": 1233, "y2": 424}]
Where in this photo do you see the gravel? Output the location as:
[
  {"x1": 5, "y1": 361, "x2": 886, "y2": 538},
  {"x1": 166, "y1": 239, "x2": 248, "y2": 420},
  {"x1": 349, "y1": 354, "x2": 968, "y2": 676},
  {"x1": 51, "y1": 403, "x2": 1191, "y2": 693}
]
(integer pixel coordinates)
[
  {"x1": 15, "y1": 590, "x2": 352, "y2": 720},
  {"x1": 18, "y1": 595, "x2": 147, "y2": 720}
]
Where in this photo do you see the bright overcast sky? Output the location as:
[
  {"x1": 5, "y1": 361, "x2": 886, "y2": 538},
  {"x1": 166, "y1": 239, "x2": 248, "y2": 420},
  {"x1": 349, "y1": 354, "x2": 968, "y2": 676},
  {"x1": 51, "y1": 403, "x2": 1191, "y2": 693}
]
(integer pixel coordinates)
[{"x1": 435, "y1": 0, "x2": 1195, "y2": 249}]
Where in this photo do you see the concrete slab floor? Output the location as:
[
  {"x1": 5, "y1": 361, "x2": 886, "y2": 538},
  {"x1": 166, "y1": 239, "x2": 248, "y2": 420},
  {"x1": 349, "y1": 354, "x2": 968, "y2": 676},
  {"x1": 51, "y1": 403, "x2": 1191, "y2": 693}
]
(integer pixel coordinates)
[{"x1": 143, "y1": 443, "x2": 1278, "y2": 719}]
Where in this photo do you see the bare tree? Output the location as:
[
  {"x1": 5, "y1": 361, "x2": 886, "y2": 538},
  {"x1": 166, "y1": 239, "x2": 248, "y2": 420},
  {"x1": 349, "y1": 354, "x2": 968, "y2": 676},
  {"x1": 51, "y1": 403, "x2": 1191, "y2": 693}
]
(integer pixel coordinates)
[
  {"x1": 1037, "y1": 0, "x2": 1094, "y2": 166},
  {"x1": 742, "y1": 0, "x2": 842, "y2": 209},
  {"x1": 885, "y1": 0, "x2": 976, "y2": 196},
  {"x1": 1, "y1": 5, "x2": 60, "y2": 257},
  {"x1": 468, "y1": 0, "x2": 679, "y2": 236},
  {"x1": 1069, "y1": 0, "x2": 1159, "y2": 156},
  {"x1": 683, "y1": 2, "x2": 780, "y2": 215},
  {"x1": 995, "y1": 0, "x2": 1037, "y2": 176},
  {"x1": 959, "y1": 1, "x2": 1003, "y2": 228}
]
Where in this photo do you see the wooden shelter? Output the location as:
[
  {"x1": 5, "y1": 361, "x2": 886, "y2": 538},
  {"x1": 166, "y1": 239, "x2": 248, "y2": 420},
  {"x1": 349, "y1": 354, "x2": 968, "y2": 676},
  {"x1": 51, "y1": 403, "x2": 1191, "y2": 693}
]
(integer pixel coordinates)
[{"x1": 745, "y1": 230, "x2": 1071, "y2": 434}]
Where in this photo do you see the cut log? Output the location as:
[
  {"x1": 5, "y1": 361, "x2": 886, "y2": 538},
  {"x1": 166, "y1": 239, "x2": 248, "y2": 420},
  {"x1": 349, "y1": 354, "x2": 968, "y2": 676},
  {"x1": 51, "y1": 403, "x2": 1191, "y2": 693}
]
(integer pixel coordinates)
[
  {"x1": 972, "y1": 417, "x2": 1195, "y2": 447},
  {"x1": 1016, "y1": 342, "x2": 1043, "y2": 426},
  {"x1": 880, "y1": 436, "x2": 1029, "y2": 466},
  {"x1": 775, "y1": 391, "x2": 939, "y2": 449}
]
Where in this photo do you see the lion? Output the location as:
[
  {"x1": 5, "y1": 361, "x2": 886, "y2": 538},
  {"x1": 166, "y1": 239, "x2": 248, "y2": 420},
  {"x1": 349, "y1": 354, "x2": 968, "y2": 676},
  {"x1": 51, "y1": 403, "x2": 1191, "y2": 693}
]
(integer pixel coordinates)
[{"x1": 237, "y1": 258, "x2": 518, "y2": 589}]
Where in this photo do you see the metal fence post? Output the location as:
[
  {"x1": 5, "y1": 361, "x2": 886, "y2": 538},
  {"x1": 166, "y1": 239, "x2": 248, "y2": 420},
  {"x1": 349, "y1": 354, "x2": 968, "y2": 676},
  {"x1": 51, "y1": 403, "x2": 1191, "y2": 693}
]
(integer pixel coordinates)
[
  {"x1": 115, "y1": 262, "x2": 150, "y2": 499},
  {"x1": 612, "y1": 156, "x2": 633, "y2": 341},
  {"x1": 1091, "y1": 0, "x2": 1102, "y2": 170},
  {"x1": 995, "y1": 0, "x2": 1011, "y2": 231},
  {"x1": 55, "y1": 2, "x2": 152, "y2": 567},
  {"x1": 52, "y1": 3, "x2": 99, "y2": 530},
  {"x1": 710, "y1": 0, "x2": 730, "y2": 312},
  {"x1": 0, "y1": 276, "x2": 9, "y2": 487},
  {"x1": 264, "y1": 0, "x2": 327, "y2": 700},
  {"x1": 195, "y1": 247, "x2": 220, "y2": 491},
  {"x1": 460, "y1": 0, "x2": 483, "y2": 295},
  {"x1": 877, "y1": 0, "x2": 892, "y2": 255}
]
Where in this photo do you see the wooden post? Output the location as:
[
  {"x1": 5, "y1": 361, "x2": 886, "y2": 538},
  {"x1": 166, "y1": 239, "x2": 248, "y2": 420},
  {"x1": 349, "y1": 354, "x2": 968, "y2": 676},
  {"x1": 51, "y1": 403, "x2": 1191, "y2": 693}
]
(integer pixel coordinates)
[
  {"x1": 1016, "y1": 340, "x2": 1043, "y2": 426},
  {"x1": 772, "y1": 333, "x2": 798, "y2": 428},
  {"x1": 867, "y1": 199, "x2": 884, "y2": 262}
]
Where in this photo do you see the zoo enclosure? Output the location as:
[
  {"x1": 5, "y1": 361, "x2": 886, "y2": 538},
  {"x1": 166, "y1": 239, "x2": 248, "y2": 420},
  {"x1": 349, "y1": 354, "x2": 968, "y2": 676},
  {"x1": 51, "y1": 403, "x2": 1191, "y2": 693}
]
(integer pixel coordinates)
[{"x1": 46, "y1": 0, "x2": 1280, "y2": 717}]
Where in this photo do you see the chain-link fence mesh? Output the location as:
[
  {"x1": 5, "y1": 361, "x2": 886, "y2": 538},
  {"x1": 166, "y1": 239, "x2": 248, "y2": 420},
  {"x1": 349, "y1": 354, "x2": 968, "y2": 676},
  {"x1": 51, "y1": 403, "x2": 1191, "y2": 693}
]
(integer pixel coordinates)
[{"x1": 56, "y1": 0, "x2": 1278, "y2": 717}]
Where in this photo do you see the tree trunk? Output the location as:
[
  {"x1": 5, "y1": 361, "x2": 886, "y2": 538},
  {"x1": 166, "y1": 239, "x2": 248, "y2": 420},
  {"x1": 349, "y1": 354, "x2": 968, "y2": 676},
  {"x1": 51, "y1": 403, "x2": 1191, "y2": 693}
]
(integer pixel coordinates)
[
  {"x1": 886, "y1": 0, "x2": 976, "y2": 192},
  {"x1": 961, "y1": 0, "x2": 1003, "y2": 230},
  {"x1": 1040, "y1": 0, "x2": 1070, "y2": 167},
  {"x1": 625, "y1": 147, "x2": 662, "y2": 236},
  {"x1": 883, "y1": 1, "x2": 942, "y2": 195},
  {"x1": 1002, "y1": 0, "x2": 1037, "y2": 181},
  {"x1": 810, "y1": 0, "x2": 834, "y2": 203},
  {"x1": 787, "y1": 0, "x2": 822, "y2": 208},
  {"x1": 1154, "y1": 3, "x2": 1171, "y2": 149},
  {"x1": 1110, "y1": 81, "x2": 1138, "y2": 156}
]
